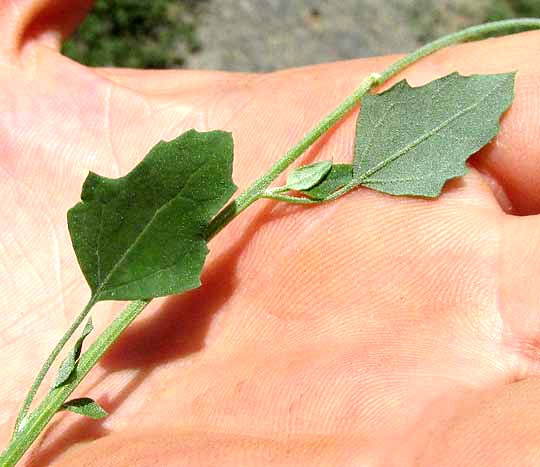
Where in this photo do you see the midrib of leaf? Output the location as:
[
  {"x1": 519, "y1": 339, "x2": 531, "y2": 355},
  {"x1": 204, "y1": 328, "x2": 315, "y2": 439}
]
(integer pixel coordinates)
[
  {"x1": 366, "y1": 175, "x2": 433, "y2": 183},
  {"x1": 92, "y1": 162, "x2": 210, "y2": 299},
  {"x1": 96, "y1": 204, "x2": 105, "y2": 286},
  {"x1": 355, "y1": 76, "x2": 509, "y2": 183}
]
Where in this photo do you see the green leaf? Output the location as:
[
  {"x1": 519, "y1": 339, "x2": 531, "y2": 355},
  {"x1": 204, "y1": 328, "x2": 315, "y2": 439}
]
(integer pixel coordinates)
[
  {"x1": 301, "y1": 164, "x2": 353, "y2": 200},
  {"x1": 62, "y1": 398, "x2": 108, "y2": 419},
  {"x1": 353, "y1": 72, "x2": 515, "y2": 197},
  {"x1": 286, "y1": 160, "x2": 332, "y2": 191},
  {"x1": 68, "y1": 129, "x2": 236, "y2": 301},
  {"x1": 52, "y1": 318, "x2": 93, "y2": 389}
]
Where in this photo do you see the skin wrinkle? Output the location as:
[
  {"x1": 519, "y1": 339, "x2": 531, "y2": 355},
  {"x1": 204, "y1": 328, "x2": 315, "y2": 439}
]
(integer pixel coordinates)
[
  {"x1": 173, "y1": 74, "x2": 260, "y2": 134},
  {"x1": 0, "y1": 152, "x2": 34, "y2": 197},
  {"x1": 498, "y1": 214, "x2": 540, "y2": 373},
  {"x1": 46, "y1": 212, "x2": 67, "y2": 321},
  {"x1": 10, "y1": 222, "x2": 47, "y2": 288},
  {"x1": 251, "y1": 197, "x2": 346, "y2": 289},
  {"x1": 2, "y1": 208, "x2": 45, "y2": 289},
  {"x1": 0, "y1": 249, "x2": 10, "y2": 278},
  {"x1": 144, "y1": 86, "x2": 237, "y2": 136},
  {"x1": 494, "y1": 210, "x2": 525, "y2": 379},
  {"x1": 104, "y1": 83, "x2": 121, "y2": 178},
  {"x1": 99, "y1": 85, "x2": 157, "y2": 163},
  {"x1": 0, "y1": 167, "x2": 63, "y2": 295},
  {"x1": 207, "y1": 88, "x2": 260, "y2": 134},
  {"x1": 95, "y1": 68, "x2": 255, "y2": 99},
  {"x1": 1, "y1": 289, "x2": 74, "y2": 338}
]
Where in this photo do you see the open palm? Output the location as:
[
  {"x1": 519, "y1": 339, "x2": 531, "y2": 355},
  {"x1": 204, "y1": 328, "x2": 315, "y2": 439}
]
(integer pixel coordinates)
[{"x1": 2, "y1": 3, "x2": 540, "y2": 466}]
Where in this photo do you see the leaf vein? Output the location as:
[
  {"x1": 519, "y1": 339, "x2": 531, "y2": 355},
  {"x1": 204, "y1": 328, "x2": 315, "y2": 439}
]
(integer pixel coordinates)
[
  {"x1": 100, "y1": 245, "x2": 200, "y2": 293},
  {"x1": 93, "y1": 163, "x2": 210, "y2": 298},
  {"x1": 357, "y1": 101, "x2": 402, "y2": 167},
  {"x1": 96, "y1": 204, "x2": 105, "y2": 286},
  {"x1": 358, "y1": 77, "x2": 508, "y2": 182}
]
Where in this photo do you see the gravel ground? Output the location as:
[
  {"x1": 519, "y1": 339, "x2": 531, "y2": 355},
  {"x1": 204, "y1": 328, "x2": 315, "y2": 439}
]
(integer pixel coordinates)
[{"x1": 186, "y1": 0, "x2": 488, "y2": 72}]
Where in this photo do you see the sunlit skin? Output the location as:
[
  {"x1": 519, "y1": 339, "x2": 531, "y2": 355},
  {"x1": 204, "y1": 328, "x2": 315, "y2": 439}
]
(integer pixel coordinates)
[{"x1": 2, "y1": 2, "x2": 540, "y2": 465}]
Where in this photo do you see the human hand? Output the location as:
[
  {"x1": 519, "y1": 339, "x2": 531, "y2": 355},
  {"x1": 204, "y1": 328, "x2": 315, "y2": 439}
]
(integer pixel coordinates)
[{"x1": 2, "y1": 2, "x2": 540, "y2": 465}]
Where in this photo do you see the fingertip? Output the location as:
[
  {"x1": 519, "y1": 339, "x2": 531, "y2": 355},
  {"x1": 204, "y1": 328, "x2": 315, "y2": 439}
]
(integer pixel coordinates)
[{"x1": 0, "y1": 0, "x2": 92, "y2": 64}]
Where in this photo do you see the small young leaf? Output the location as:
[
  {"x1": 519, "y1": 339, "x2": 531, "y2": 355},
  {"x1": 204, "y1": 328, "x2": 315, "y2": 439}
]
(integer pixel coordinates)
[
  {"x1": 301, "y1": 164, "x2": 353, "y2": 200},
  {"x1": 68, "y1": 130, "x2": 236, "y2": 302},
  {"x1": 286, "y1": 160, "x2": 332, "y2": 191},
  {"x1": 52, "y1": 318, "x2": 93, "y2": 389},
  {"x1": 62, "y1": 398, "x2": 108, "y2": 419},
  {"x1": 353, "y1": 72, "x2": 515, "y2": 197}
]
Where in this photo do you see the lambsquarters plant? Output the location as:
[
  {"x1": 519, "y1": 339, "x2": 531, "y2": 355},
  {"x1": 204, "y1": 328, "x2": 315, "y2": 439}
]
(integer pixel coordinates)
[{"x1": 1, "y1": 18, "x2": 540, "y2": 466}]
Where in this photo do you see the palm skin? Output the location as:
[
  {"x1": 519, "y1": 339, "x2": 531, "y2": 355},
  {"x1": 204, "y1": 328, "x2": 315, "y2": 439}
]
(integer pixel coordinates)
[{"x1": 2, "y1": 3, "x2": 540, "y2": 465}]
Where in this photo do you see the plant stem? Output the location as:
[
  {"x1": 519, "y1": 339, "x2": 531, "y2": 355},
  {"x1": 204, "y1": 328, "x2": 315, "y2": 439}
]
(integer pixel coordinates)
[
  {"x1": 261, "y1": 192, "x2": 320, "y2": 204},
  {"x1": 205, "y1": 19, "x2": 540, "y2": 236},
  {"x1": 12, "y1": 296, "x2": 97, "y2": 436},
  {"x1": 261, "y1": 18, "x2": 540, "y2": 205},
  {"x1": 3, "y1": 18, "x2": 540, "y2": 467},
  {"x1": 0, "y1": 299, "x2": 150, "y2": 467},
  {"x1": 204, "y1": 72, "x2": 383, "y2": 240},
  {"x1": 378, "y1": 18, "x2": 540, "y2": 84}
]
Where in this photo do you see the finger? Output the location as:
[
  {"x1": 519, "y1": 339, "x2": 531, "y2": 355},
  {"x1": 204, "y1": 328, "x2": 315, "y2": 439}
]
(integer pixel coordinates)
[
  {"x1": 418, "y1": 377, "x2": 540, "y2": 466},
  {"x1": 0, "y1": 0, "x2": 92, "y2": 63}
]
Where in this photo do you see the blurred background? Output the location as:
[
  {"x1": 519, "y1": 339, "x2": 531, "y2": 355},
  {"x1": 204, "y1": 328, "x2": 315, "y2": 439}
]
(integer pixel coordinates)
[{"x1": 61, "y1": 0, "x2": 539, "y2": 71}]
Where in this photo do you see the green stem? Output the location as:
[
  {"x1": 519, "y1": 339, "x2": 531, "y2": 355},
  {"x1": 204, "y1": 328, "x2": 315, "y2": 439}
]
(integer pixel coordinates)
[
  {"x1": 3, "y1": 18, "x2": 540, "y2": 467},
  {"x1": 262, "y1": 18, "x2": 540, "y2": 205},
  {"x1": 205, "y1": 19, "x2": 540, "y2": 239},
  {"x1": 378, "y1": 18, "x2": 540, "y2": 83},
  {"x1": 204, "y1": 71, "x2": 383, "y2": 240},
  {"x1": 262, "y1": 193, "x2": 321, "y2": 204},
  {"x1": 12, "y1": 296, "x2": 97, "y2": 436},
  {"x1": 0, "y1": 300, "x2": 150, "y2": 467}
]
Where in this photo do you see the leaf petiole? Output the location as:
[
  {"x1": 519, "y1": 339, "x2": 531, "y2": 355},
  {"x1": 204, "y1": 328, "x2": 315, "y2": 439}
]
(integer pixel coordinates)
[
  {"x1": 261, "y1": 191, "x2": 320, "y2": 204},
  {"x1": 203, "y1": 72, "x2": 384, "y2": 239}
]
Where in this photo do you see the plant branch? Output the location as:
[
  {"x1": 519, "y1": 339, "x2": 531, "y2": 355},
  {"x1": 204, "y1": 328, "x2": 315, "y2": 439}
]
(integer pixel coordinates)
[
  {"x1": 0, "y1": 300, "x2": 150, "y2": 467},
  {"x1": 12, "y1": 296, "x2": 97, "y2": 436},
  {"x1": 378, "y1": 18, "x2": 540, "y2": 83},
  {"x1": 204, "y1": 72, "x2": 383, "y2": 240},
  {"x1": 205, "y1": 20, "x2": 540, "y2": 240},
  {"x1": 261, "y1": 192, "x2": 320, "y2": 204},
  {"x1": 3, "y1": 18, "x2": 540, "y2": 467}
]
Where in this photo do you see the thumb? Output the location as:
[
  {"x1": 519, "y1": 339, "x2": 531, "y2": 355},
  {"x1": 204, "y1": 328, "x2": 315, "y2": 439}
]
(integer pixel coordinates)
[{"x1": 0, "y1": 0, "x2": 92, "y2": 63}]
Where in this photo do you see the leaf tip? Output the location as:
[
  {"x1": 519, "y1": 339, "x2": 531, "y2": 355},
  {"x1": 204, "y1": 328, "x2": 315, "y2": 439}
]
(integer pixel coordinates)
[
  {"x1": 286, "y1": 160, "x2": 332, "y2": 191},
  {"x1": 80, "y1": 172, "x2": 101, "y2": 201},
  {"x1": 62, "y1": 397, "x2": 108, "y2": 419}
]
